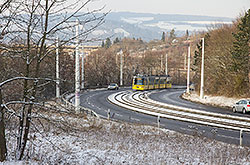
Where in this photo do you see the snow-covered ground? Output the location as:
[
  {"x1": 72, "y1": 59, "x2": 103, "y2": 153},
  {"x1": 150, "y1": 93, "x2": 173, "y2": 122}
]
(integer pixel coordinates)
[
  {"x1": 182, "y1": 92, "x2": 241, "y2": 109},
  {"x1": 3, "y1": 117, "x2": 250, "y2": 164},
  {"x1": 2, "y1": 94, "x2": 250, "y2": 164}
]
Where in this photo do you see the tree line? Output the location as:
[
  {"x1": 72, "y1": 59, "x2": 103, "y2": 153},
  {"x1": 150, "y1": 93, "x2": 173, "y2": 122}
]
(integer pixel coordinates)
[
  {"x1": 193, "y1": 9, "x2": 250, "y2": 97},
  {"x1": 86, "y1": 36, "x2": 193, "y2": 87}
]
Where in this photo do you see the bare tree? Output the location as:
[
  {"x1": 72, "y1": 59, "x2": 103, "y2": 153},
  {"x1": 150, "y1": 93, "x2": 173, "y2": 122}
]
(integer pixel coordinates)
[
  {"x1": 0, "y1": 88, "x2": 7, "y2": 161},
  {"x1": 0, "y1": 0, "x2": 15, "y2": 161},
  {"x1": 0, "y1": 0, "x2": 107, "y2": 161}
]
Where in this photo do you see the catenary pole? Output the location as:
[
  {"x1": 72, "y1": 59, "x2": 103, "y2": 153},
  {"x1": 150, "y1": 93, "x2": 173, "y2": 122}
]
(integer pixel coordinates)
[
  {"x1": 120, "y1": 49, "x2": 123, "y2": 86},
  {"x1": 165, "y1": 53, "x2": 168, "y2": 75},
  {"x1": 184, "y1": 52, "x2": 187, "y2": 70},
  {"x1": 81, "y1": 45, "x2": 84, "y2": 89},
  {"x1": 186, "y1": 45, "x2": 191, "y2": 94},
  {"x1": 160, "y1": 54, "x2": 163, "y2": 74},
  {"x1": 200, "y1": 38, "x2": 205, "y2": 99},
  {"x1": 75, "y1": 19, "x2": 80, "y2": 113},
  {"x1": 56, "y1": 37, "x2": 60, "y2": 98}
]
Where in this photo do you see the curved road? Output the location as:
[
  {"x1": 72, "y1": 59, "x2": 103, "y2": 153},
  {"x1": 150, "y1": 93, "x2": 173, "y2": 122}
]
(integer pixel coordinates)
[
  {"x1": 78, "y1": 87, "x2": 250, "y2": 146},
  {"x1": 150, "y1": 88, "x2": 234, "y2": 115}
]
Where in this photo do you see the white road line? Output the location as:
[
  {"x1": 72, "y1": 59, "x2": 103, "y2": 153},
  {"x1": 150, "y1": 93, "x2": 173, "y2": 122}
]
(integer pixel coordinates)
[
  {"x1": 108, "y1": 92, "x2": 250, "y2": 132},
  {"x1": 131, "y1": 117, "x2": 140, "y2": 122},
  {"x1": 217, "y1": 134, "x2": 239, "y2": 140},
  {"x1": 180, "y1": 127, "x2": 194, "y2": 132},
  {"x1": 115, "y1": 113, "x2": 123, "y2": 117}
]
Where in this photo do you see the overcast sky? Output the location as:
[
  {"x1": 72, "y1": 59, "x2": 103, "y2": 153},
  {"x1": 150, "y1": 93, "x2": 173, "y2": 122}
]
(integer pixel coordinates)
[{"x1": 93, "y1": 0, "x2": 249, "y2": 18}]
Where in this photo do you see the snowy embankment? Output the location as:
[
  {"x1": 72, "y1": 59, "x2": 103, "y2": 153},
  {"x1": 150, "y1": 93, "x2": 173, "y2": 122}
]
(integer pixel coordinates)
[
  {"x1": 3, "y1": 109, "x2": 250, "y2": 164},
  {"x1": 2, "y1": 92, "x2": 250, "y2": 165},
  {"x1": 3, "y1": 121, "x2": 250, "y2": 164},
  {"x1": 182, "y1": 92, "x2": 241, "y2": 109}
]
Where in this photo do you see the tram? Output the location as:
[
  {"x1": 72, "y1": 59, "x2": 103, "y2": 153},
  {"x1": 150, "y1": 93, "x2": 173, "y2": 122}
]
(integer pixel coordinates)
[{"x1": 132, "y1": 75, "x2": 172, "y2": 91}]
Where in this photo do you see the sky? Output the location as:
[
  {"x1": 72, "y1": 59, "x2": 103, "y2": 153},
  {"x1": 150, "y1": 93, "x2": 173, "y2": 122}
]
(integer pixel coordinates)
[{"x1": 91, "y1": 0, "x2": 250, "y2": 18}]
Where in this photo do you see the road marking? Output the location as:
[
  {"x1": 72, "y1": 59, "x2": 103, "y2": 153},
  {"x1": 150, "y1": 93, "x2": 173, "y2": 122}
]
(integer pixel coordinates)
[
  {"x1": 217, "y1": 134, "x2": 239, "y2": 140},
  {"x1": 115, "y1": 113, "x2": 123, "y2": 117},
  {"x1": 180, "y1": 127, "x2": 194, "y2": 132},
  {"x1": 131, "y1": 117, "x2": 140, "y2": 122}
]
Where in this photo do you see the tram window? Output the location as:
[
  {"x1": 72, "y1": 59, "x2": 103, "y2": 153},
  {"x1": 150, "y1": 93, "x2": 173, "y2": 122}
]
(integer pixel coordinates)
[
  {"x1": 135, "y1": 79, "x2": 143, "y2": 85},
  {"x1": 149, "y1": 78, "x2": 154, "y2": 85},
  {"x1": 138, "y1": 80, "x2": 143, "y2": 85},
  {"x1": 160, "y1": 79, "x2": 165, "y2": 84},
  {"x1": 155, "y1": 79, "x2": 159, "y2": 84}
]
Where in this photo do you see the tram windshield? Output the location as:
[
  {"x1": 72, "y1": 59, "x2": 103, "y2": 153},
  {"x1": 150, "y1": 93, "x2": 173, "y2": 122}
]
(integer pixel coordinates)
[{"x1": 134, "y1": 78, "x2": 143, "y2": 85}]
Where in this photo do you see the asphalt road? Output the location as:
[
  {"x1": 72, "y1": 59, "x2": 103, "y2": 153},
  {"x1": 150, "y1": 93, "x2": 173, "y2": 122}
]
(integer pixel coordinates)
[
  {"x1": 150, "y1": 88, "x2": 233, "y2": 114},
  {"x1": 78, "y1": 87, "x2": 250, "y2": 146}
]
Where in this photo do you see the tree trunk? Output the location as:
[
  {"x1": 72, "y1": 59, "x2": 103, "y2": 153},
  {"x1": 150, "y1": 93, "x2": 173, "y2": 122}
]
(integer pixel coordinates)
[
  {"x1": 18, "y1": 0, "x2": 49, "y2": 160},
  {"x1": 0, "y1": 88, "x2": 7, "y2": 162},
  {"x1": 248, "y1": 15, "x2": 250, "y2": 95}
]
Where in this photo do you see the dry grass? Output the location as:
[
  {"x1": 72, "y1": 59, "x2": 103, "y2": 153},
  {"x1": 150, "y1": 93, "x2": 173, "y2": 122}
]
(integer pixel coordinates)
[{"x1": 4, "y1": 108, "x2": 250, "y2": 164}]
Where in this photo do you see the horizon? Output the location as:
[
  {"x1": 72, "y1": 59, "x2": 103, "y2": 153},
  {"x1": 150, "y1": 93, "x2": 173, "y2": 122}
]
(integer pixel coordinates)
[
  {"x1": 90, "y1": 0, "x2": 249, "y2": 19},
  {"x1": 107, "y1": 11, "x2": 234, "y2": 19}
]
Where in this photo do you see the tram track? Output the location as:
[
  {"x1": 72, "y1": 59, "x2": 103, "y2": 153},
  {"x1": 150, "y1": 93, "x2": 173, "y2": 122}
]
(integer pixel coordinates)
[{"x1": 108, "y1": 91, "x2": 250, "y2": 132}]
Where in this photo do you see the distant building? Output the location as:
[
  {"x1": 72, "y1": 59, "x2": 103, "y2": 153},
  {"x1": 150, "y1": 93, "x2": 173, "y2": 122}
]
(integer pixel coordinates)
[
  {"x1": 0, "y1": 44, "x2": 100, "y2": 58},
  {"x1": 62, "y1": 45, "x2": 100, "y2": 57}
]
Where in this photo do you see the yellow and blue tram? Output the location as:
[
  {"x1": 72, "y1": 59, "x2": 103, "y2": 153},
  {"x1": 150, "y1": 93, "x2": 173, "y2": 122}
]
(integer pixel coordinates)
[{"x1": 132, "y1": 75, "x2": 172, "y2": 91}]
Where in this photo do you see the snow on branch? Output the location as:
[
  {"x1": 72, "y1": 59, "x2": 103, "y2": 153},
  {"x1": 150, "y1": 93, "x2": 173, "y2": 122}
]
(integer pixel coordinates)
[{"x1": 0, "y1": 77, "x2": 57, "y2": 87}]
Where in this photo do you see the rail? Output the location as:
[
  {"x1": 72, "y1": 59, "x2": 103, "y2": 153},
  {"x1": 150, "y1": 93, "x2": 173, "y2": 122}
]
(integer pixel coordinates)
[{"x1": 108, "y1": 91, "x2": 250, "y2": 132}]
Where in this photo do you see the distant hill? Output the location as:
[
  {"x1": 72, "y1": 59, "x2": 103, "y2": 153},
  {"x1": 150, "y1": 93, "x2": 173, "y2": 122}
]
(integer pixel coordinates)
[{"x1": 92, "y1": 12, "x2": 233, "y2": 43}]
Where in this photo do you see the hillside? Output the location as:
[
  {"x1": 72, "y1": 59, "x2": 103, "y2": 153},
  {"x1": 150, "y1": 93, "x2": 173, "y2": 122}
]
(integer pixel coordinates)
[{"x1": 92, "y1": 12, "x2": 233, "y2": 42}]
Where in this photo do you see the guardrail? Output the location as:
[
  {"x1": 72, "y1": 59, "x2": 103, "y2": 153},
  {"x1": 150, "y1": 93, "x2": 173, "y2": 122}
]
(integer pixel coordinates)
[{"x1": 61, "y1": 89, "x2": 99, "y2": 118}]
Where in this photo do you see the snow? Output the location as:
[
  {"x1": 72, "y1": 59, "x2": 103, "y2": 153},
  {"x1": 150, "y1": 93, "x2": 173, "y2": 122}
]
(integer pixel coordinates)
[
  {"x1": 182, "y1": 92, "x2": 240, "y2": 109},
  {"x1": 167, "y1": 21, "x2": 232, "y2": 25},
  {"x1": 121, "y1": 17, "x2": 154, "y2": 24},
  {"x1": 3, "y1": 114, "x2": 250, "y2": 164},
  {"x1": 108, "y1": 91, "x2": 250, "y2": 131},
  {"x1": 2, "y1": 94, "x2": 250, "y2": 164},
  {"x1": 184, "y1": 21, "x2": 232, "y2": 25},
  {"x1": 114, "y1": 28, "x2": 130, "y2": 37},
  {"x1": 144, "y1": 21, "x2": 207, "y2": 31},
  {"x1": 119, "y1": 16, "x2": 232, "y2": 32},
  {"x1": 91, "y1": 30, "x2": 107, "y2": 36}
]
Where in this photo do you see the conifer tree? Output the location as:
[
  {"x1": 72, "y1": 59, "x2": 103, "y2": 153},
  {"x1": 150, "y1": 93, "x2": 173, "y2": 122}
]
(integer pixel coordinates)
[
  {"x1": 231, "y1": 9, "x2": 250, "y2": 92},
  {"x1": 192, "y1": 34, "x2": 210, "y2": 91},
  {"x1": 113, "y1": 37, "x2": 120, "y2": 44},
  {"x1": 193, "y1": 34, "x2": 210, "y2": 71},
  {"x1": 105, "y1": 38, "x2": 112, "y2": 48},
  {"x1": 161, "y1": 32, "x2": 165, "y2": 42},
  {"x1": 186, "y1": 30, "x2": 189, "y2": 40},
  {"x1": 169, "y1": 29, "x2": 176, "y2": 42}
]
